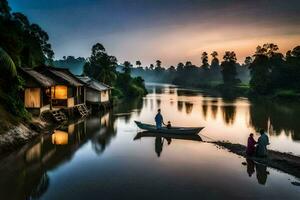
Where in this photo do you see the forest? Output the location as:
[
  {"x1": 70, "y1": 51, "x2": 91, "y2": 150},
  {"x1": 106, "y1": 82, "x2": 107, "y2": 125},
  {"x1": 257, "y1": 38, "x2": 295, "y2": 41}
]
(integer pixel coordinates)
[{"x1": 131, "y1": 44, "x2": 300, "y2": 97}]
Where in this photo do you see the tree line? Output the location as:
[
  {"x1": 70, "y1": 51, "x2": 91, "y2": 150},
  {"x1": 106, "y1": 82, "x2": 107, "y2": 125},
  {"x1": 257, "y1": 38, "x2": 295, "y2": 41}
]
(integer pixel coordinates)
[{"x1": 130, "y1": 44, "x2": 300, "y2": 95}]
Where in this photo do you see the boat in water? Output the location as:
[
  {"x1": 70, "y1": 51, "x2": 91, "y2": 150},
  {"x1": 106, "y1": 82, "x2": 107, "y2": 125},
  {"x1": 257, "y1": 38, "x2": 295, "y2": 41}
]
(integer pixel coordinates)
[{"x1": 134, "y1": 121, "x2": 204, "y2": 135}]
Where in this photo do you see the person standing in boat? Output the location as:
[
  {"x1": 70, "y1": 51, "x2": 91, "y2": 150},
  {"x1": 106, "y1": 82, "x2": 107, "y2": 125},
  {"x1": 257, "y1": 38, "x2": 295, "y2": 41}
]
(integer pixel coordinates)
[
  {"x1": 155, "y1": 109, "x2": 164, "y2": 129},
  {"x1": 256, "y1": 129, "x2": 270, "y2": 157}
]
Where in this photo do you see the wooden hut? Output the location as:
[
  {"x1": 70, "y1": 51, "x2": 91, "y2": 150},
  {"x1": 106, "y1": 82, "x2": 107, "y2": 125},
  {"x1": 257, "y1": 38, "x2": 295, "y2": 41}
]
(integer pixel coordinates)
[
  {"x1": 19, "y1": 68, "x2": 56, "y2": 115},
  {"x1": 77, "y1": 76, "x2": 111, "y2": 107},
  {"x1": 35, "y1": 66, "x2": 86, "y2": 109}
]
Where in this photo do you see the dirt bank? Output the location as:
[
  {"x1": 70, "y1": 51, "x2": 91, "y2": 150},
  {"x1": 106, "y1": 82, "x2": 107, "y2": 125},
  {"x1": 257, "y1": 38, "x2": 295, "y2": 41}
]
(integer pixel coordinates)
[
  {"x1": 211, "y1": 141, "x2": 300, "y2": 179},
  {"x1": 0, "y1": 104, "x2": 55, "y2": 155}
]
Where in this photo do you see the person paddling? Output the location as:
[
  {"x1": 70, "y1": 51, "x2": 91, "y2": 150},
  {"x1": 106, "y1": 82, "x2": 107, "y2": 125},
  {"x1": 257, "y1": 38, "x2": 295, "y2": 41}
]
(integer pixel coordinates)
[{"x1": 155, "y1": 109, "x2": 164, "y2": 129}]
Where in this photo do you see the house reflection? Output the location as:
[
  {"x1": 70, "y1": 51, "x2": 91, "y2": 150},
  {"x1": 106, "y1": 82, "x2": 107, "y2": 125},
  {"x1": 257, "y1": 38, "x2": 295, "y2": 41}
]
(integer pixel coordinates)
[
  {"x1": 51, "y1": 130, "x2": 68, "y2": 145},
  {"x1": 3, "y1": 112, "x2": 118, "y2": 200}
]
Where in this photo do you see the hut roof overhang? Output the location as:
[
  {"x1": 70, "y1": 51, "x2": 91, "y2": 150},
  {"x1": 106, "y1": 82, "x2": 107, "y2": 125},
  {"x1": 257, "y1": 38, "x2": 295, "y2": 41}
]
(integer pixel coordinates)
[
  {"x1": 77, "y1": 76, "x2": 111, "y2": 92},
  {"x1": 19, "y1": 67, "x2": 56, "y2": 87},
  {"x1": 36, "y1": 66, "x2": 85, "y2": 87}
]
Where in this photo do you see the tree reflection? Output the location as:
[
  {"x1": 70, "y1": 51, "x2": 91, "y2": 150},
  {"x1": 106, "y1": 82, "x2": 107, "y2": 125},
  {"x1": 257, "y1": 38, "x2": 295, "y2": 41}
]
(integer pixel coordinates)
[
  {"x1": 249, "y1": 98, "x2": 300, "y2": 140},
  {"x1": 185, "y1": 102, "x2": 193, "y2": 114},
  {"x1": 202, "y1": 100, "x2": 208, "y2": 119},
  {"x1": 177, "y1": 101, "x2": 183, "y2": 112},
  {"x1": 221, "y1": 104, "x2": 236, "y2": 125}
]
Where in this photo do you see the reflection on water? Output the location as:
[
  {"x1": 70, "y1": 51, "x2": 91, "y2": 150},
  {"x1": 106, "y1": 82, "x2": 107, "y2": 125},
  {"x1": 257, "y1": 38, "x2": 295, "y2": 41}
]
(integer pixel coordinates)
[
  {"x1": 134, "y1": 131, "x2": 202, "y2": 157},
  {"x1": 0, "y1": 83, "x2": 300, "y2": 200},
  {"x1": 145, "y1": 84, "x2": 300, "y2": 155},
  {"x1": 0, "y1": 111, "x2": 115, "y2": 200},
  {"x1": 243, "y1": 159, "x2": 270, "y2": 185}
]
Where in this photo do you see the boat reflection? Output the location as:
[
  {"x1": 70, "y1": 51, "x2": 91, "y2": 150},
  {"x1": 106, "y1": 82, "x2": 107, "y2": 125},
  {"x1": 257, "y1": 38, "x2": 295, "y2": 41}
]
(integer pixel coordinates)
[{"x1": 134, "y1": 131, "x2": 202, "y2": 157}]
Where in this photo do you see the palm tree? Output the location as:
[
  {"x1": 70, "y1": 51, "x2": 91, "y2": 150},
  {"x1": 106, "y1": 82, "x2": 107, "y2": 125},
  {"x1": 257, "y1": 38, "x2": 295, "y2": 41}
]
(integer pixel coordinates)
[
  {"x1": 136, "y1": 60, "x2": 141, "y2": 68},
  {"x1": 0, "y1": 48, "x2": 17, "y2": 86}
]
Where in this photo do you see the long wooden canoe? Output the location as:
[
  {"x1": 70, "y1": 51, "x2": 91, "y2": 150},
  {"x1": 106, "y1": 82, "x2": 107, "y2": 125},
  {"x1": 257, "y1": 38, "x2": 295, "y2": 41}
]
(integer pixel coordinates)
[{"x1": 134, "y1": 121, "x2": 204, "y2": 135}]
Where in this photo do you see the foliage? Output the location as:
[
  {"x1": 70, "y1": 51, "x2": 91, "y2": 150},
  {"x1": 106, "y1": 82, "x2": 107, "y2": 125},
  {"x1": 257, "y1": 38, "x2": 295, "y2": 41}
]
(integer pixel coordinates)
[
  {"x1": 0, "y1": 1, "x2": 54, "y2": 68},
  {"x1": 84, "y1": 43, "x2": 147, "y2": 98},
  {"x1": 0, "y1": 48, "x2": 29, "y2": 119},
  {"x1": 220, "y1": 51, "x2": 239, "y2": 85},
  {"x1": 83, "y1": 43, "x2": 117, "y2": 85},
  {"x1": 53, "y1": 56, "x2": 86, "y2": 75},
  {"x1": 123, "y1": 61, "x2": 132, "y2": 74}
]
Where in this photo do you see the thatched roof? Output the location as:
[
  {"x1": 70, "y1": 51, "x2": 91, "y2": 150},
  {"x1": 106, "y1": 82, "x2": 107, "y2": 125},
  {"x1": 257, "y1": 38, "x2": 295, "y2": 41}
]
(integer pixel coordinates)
[
  {"x1": 19, "y1": 67, "x2": 56, "y2": 87},
  {"x1": 36, "y1": 66, "x2": 84, "y2": 87},
  {"x1": 77, "y1": 76, "x2": 111, "y2": 92}
]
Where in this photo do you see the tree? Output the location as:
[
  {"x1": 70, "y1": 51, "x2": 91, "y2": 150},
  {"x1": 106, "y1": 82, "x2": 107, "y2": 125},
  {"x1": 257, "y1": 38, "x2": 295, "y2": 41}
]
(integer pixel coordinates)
[
  {"x1": 149, "y1": 64, "x2": 154, "y2": 70},
  {"x1": 168, "y1": 66, "x2": 176, "y2": 72},
  {"x1": 220, "y1": 51, "x2": 238, "y2": 85},
  {"x1": 0, "y1": 0, "x2": 11, "y2": 17},
  {"x1": 0, "y1": 47, "x2": 17, "y2": 86},
  {"x1": 83, "y1": 43, "x2": 117, "y2": 85},
  {"x1": 136, "y1": 60, "x2": 141, "y2": 67},
  {"x1": 249, "y1": 45, "x2": 272, "y2": 94},
  {"x1": 156, "y1": 60, "x2": 162, "y2": 68},
  {"x1": 201, "y1": 52, "x2": 209, "y2": 70},
  {"x1": 244, "y1": 56, "x2": 252, "y2": 67},
  {"x1": 210, "y1": 51, "x2": 220, "y2": 71},
  {"x1": 123, "y1": 61, "x2": 132, "y2": 74},
  {"x1": 176, "y1": 62, "x2": 184, "y2": 72},
  {"x1": 0, "y1": 5, "x2": 54, "y2": 67}
]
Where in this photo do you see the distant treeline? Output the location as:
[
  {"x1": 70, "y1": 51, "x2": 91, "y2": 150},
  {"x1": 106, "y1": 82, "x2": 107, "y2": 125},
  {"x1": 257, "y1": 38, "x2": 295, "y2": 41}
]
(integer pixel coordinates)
[
  {"x1": 129, "y1": 44, "x2": 300, "y2": 95},
  {"x1": 53, "y1": 56, "x2": 85, "y2": 75}
]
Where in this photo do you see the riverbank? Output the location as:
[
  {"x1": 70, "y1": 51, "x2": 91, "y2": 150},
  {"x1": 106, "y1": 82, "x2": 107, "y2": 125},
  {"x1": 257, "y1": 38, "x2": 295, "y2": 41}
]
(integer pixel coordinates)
[
  {"x1": 0, "y1": 104, "x2": 57, "y2": 156},
  {"x1": 211, "y1": 141, "x2": 300, "y2": 179}
]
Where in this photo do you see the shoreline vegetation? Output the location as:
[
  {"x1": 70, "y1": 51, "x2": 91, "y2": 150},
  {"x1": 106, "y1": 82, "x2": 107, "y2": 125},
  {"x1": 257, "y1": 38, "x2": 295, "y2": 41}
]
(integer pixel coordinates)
[
  {"x1": 0, "y1": 0, "x2": 147, "y2": 155},
  {"x1": 210, "y1": 141, "x2": 300, "y2": 180}
]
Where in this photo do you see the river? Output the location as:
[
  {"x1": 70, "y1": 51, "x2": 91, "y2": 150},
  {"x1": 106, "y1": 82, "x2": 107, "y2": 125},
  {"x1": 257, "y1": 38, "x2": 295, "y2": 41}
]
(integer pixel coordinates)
[{"x1": 0, "y1": 83, "x2": 299, "y2": 199}]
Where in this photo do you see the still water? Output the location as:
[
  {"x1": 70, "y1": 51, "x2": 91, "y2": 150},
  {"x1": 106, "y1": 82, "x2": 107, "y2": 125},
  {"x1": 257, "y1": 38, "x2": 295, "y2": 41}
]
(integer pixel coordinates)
[{"x1": 0, "y1": 83, "x2": 299, "y2": 200}]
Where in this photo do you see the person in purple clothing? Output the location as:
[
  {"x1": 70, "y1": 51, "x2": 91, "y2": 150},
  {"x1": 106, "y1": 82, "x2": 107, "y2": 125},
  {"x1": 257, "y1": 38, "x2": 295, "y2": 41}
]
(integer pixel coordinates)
[{"x1": 246, "y1": 133, "x2": 257, "y2": 156}]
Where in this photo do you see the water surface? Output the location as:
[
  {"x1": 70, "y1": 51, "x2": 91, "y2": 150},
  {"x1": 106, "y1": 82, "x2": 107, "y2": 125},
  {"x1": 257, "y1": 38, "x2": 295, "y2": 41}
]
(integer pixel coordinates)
[{"x1": 0, "y1": 83, "x2": 299, "y2": 200}]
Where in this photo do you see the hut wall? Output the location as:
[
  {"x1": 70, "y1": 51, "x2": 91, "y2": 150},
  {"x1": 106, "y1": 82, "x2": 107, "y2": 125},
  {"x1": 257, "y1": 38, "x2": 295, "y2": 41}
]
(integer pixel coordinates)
[
  {"x1": 86, "y1": 88, "x2": 100, "y2": 103},
  {"x1": 24, "y1": 88, "x2": 41, "y2": 108},
  {"x1": 68, "y1": 97, "x2": 75, "y2": 107},
  {"x1": 100, "y1": 90, "x2": 109, "y2": 102}
]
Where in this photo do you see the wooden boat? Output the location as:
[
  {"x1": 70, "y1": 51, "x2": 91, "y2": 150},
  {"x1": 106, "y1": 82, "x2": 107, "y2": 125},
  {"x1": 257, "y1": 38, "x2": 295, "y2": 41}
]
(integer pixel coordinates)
[
  {"x1": 134, "y1": 131, "x2": 203, "y2": 141},
  {"x1": 134, "y1": 121, "x2": 204, "y2": 135}
]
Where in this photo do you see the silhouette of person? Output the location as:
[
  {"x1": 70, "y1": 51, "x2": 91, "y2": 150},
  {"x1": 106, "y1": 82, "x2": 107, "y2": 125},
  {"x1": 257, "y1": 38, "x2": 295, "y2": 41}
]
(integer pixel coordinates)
[
  {"x1": 246, "y1": 159, "x2": 255, "y2": 177},
  {"x1": 256, "y1": 163, "x2": 269, "y2": 185},
  {"x1": 155, "y1": 137, "x2": 163, "y2": 157}
]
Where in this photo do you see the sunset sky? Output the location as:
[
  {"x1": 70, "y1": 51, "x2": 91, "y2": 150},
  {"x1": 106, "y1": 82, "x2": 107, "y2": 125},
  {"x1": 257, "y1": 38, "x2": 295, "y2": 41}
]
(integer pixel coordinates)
[{"x1": 10, "y1": 0, "x2": 300, "y2": 66}]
